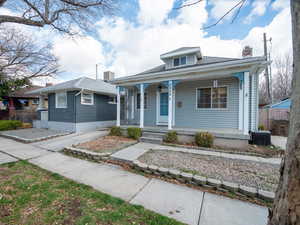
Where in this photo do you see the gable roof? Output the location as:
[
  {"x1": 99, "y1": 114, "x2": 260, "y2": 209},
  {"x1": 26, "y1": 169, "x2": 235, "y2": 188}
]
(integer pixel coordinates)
[
  {"x1": 11, "y1": 85, "x2": 44, "y2": 98},
  {"x1": 134, "y1": 56, "x2": 240, "y2": 76},
  {"x1": 160, "y1": 47, "x2": 201, "y2": 59},
  {"x1": 265, "y1": 98, "x2": 291, "y2": 109},
  {"x1": 27, "y1": 77, "x2": 117, "y2": 96}
]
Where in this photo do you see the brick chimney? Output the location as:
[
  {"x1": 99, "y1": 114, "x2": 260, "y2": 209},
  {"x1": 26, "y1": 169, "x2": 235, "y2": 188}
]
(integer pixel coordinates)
[
  {"x1": 242, "y1": 46, "x2": 253, "y2": 58},
  {"x1": 103, "y1": 71, "x2": 115, "y2": 82}
]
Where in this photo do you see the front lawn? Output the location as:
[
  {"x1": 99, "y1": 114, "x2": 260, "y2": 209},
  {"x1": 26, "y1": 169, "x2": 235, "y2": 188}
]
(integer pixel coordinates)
[
  {"x1": 0, "y1": 161, "x2": 184, "y2": 225},
  {"x1": 74, "y1": 135, "x2": 137, "y2": 154}
]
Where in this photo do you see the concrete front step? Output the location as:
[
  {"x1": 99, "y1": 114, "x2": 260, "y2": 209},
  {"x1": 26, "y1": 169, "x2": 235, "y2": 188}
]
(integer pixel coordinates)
[
  {"x1": 142, "y1": 132, "x2": 165, "y2": 139},
  {"x1": 140, "y1": 136, "x2": 163, "y2": 144}
]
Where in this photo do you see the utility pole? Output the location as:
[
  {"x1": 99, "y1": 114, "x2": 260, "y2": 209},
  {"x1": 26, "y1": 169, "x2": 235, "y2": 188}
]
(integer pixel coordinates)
[
  {"x1": 96, "y1": 64, "x2": 98, "y2": 80},
  {"x1": 263, "y1": 33, "x2": 272, "y2": 103}
]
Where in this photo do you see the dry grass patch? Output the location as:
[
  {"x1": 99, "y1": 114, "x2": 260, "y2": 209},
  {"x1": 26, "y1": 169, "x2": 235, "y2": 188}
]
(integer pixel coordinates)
[{"x1": 74, "y1": 135, "x2": 137, "y2": 153}]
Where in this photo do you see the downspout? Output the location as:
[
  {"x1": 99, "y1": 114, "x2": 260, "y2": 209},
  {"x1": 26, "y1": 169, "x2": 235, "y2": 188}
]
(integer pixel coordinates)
[{"x1": 74, "y1": 89, "x2": 83, "y2": 131}]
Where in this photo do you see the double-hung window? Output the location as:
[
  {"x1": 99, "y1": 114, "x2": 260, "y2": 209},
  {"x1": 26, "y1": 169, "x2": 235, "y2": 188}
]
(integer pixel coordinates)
[
  {"x1": 56, "y1": 92, "x2": 67, "y2": 108},
  {"x1": 197, "y1": 87, "x2": 227, "y2": 109},
  {"x1": 81, "y1": 93, "x2": 94, "y2": 105},
  {"x1": 136, "y1": 93, "x2": 147, "y2": 109},
  {"x1": 173, "y1": 56, "x2": 187, "y2": 67}
]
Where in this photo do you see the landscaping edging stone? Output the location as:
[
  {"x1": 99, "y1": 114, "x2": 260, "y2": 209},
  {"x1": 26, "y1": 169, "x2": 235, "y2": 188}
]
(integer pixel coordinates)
[
  {"x1": 132, "y1": 159, "x2": 275, "y2": 202},
  {"x1": 63, "y1": 147, "x2": 111, "y2": 161},
  {"x1": 0, "y1": 132, "x2": 72, "y2": 143},
  {"x1": 163, "y1": 142, "x2": 281, "y2": 158}
]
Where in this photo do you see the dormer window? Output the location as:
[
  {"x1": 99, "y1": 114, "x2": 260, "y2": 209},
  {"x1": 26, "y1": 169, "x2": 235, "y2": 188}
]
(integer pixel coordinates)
[{"x1": 173, "y1": 56, "x2": 187, "y2": 67}]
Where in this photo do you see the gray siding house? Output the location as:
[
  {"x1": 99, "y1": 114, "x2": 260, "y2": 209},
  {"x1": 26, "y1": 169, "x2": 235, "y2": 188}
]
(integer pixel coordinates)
[
  {"x1": 112, "y1": 47, "x2": 267, "y2": 146},
  {"x1": 28, "y1": 76, "x2": 117, "y2": 132}
]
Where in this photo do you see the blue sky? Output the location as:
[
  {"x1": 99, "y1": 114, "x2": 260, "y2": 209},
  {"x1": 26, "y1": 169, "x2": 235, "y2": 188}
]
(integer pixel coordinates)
[{"x1": 3, "y1": 0, "x2": 290, "y2": 82}]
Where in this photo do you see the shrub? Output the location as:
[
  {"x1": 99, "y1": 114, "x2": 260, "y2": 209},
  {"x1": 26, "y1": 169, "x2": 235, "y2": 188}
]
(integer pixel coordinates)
[
  {"x1": 127, "y1": 127, "x2": 142, "y2": 140},
  {"x1": 109, "y1": 126, "x2": 122, "y2": 136},
  {"x1": 0, "y1": 120, "x2": 22, "y2": 131},
  {"x1": 164, "y1": 131, "x2": 178, "y2": 143},
  {"x1": 195, "y1": 132, "x2": 214, "y2": 148},
  {"x1": 258, "y1": 124, "x2": 265, "y2": 130}
]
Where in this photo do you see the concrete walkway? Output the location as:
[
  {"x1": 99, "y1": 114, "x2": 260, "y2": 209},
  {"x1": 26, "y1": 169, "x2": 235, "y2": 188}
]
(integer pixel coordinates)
[
  {"x1": 112, "y1": 142, "x2": 282, "y2": 165},
  {"x1": 272, "y1": 135, "x2": 287, "y2": 150},
  {"x1": 0, "y1": 137, "x2": 268, "y2": 225}
]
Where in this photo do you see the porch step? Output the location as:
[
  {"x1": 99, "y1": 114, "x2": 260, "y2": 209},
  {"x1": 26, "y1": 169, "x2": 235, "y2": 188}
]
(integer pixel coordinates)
[
  {"x1": 142, "y1": 132, "x2": 165, "y2": 139},
  {"x1": 140, "y1": 136, "x2": 163, "y2": 144}
]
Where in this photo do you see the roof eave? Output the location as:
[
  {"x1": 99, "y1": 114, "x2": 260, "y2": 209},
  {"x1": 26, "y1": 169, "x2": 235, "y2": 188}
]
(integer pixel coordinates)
[{"x1": 112, "y1": 57, "x2": 267, "y2": 85}]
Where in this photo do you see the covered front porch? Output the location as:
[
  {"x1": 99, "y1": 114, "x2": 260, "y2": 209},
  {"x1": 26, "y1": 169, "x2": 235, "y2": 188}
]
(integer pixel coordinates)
[{"x1": 115, "y1": 70, "x2": 255, "y2": 138}]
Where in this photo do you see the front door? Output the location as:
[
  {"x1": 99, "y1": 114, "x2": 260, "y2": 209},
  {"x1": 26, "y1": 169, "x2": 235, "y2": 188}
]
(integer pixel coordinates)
[{"x1": 158, "y1": 91, "x2": 168, "y2": 124}]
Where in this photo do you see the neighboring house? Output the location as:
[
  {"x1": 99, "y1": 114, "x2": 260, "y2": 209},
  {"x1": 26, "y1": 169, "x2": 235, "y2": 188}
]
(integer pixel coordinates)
[
  {"x1": 0, "y1": 85, "x2": 48, "y2": 122},
  {"x1": 28, "y1": 76, "x2": 117, "y2": 132},
  {"x1": 112, "y1": 47, "x2": 267, "y2": 147},
  {"x1": 259, "y1": 98, "x2": 291, "y2": 136}
]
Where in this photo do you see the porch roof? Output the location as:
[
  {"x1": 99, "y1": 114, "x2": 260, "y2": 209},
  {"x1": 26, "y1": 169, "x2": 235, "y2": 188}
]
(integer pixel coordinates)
[{"x1": 112, "y1": 56, "x2": 267, "y2": 86}]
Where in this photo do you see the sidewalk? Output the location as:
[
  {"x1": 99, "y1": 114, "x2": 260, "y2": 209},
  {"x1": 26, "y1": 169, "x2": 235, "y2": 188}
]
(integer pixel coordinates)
[
  {"x1": 0, "y1": 137, "x2": 268, "y2": 225},
  {"x1": 112, "y1": 142, "x2": 282, "y2": 165}
]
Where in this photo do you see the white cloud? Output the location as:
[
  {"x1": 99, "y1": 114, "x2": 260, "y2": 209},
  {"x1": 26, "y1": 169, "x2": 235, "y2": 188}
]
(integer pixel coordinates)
[
  {"x1": 51, "y1": 35, "x2": 105, "y2": 79},
  {"x1": 47, "y1": 0, "x2": 291, "y2": 81},
  {"x1": 245, "y1": 0, "x2": 271, "y2": 23},
  {"x1": 138, "y1": 0, "x2": 175, "y2": 25},
  {"x1": 208, "y1": 0, "x2": 241, "y2": 21},
  {"x1": 272, "y1": 0, "x2": 290, "y2": 11}
]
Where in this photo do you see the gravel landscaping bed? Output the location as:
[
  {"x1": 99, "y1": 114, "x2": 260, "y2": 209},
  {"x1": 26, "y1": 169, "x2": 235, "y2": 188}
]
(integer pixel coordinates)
[
  {"x1": 74, "y1": 135, "x2": 137, "y2": 154},
  {"x1": 138, "y1": 149, "x2": 280, "y2": 192}
]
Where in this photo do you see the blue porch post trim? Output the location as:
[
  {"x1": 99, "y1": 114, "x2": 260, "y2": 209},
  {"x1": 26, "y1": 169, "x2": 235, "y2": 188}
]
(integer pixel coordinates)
[{"x1": 233, "y1": 72, "x2": 244, "y2": 89}]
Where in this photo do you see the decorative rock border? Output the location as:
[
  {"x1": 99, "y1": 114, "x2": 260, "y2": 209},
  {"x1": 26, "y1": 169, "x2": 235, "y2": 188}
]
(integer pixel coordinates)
[
  {"x1": 163, "y1": 142, "x2": 282, "y2": 158},
  {"x1": 0, "y1": 132, "x2": 72, "y2": 143},
  {"x1": 132, "y1": 160, "x2": 275, "y2": 202},
  {"x1": 63, "y1": 146, "x2": 111, "y2": 161}
]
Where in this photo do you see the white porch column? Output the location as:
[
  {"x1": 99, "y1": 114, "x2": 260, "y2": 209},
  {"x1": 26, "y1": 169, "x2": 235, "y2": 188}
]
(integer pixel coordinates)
[
  {"x1": 117, "y1": 86, "x2": 121, "y2": 127},
  {"x1": 168, "y1": 80, "x2": 173, "y2": 130},
  {"x1": 140, "y1": 83, "x2": 144, "y2": 128},
  {"x1": 238, "y1": 75, "x2": 244, "y2": 131},
  {"x1": 126, "y1": 89, "x2": 129, "y2": 123},
  {"x1": 243, "y1": 72, "x2": 250, "y2": 135}
]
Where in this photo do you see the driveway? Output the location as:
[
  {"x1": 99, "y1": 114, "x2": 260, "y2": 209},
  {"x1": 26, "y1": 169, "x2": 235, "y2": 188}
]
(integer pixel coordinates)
[{"x1": 272, "y1": 136, "x2": 287, "y2": 150}]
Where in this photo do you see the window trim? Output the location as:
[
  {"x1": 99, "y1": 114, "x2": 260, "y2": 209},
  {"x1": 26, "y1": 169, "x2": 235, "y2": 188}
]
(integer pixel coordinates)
[
  {"x1": 108, "y1": 96, "x2": 117, "y2": 104},
  {"x1": 195, "y1": 86, "x2": 229, "y2": 110},
  {"x1": 136, "y1": 92, "x2": 148, "y2": 110},
  {"x1": 81, "y1": 92, "x2": 94, "y2": 105},
  {"x1": 55, "y1": 91, "x2": 67, "y2": 108},
  {"x1": 173, "y1": 56, "x2": 187, "y2": 67}
]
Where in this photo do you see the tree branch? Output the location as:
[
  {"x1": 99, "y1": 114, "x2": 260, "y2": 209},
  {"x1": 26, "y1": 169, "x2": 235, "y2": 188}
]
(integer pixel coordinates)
[
  {"x1": 173, "y1": 0, "x2": 203, "y2": 10},
  {"x1": 0, "y1": 15, "x2": 44, "y2": 27}
]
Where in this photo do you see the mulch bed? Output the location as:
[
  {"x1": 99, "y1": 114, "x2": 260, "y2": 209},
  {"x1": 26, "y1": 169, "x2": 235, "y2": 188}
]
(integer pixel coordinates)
[
  {"x1": 138, "y1": 149, "x2": 280, "y2": 192},
  {"x1": 74, "y1": 135, "x2": 137, "y2": 153}
]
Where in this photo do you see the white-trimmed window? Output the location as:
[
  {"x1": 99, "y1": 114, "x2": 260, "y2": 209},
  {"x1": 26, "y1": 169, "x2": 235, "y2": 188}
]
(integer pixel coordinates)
[
  {"x1": 136, "y1": 92, "x2": 147, "y2": 109},
  {"x1": 197, "y1": 87, "x2": 227, "y2": 109},
  {"x1": 32, "y1": 99, "x2": 39, "y2": 105},
  {"x1": 173, "y1": 56, "x2": 187, "y2": 67},
  {"x1": 81, "y1": 92, "x2": 94, "y2": 105},
  {"x1": 108, "y1": 96, "x2": 117, "y2": 104},
  {"x1": 55, "y1": 92, "x2": 67, "y2": 108}
]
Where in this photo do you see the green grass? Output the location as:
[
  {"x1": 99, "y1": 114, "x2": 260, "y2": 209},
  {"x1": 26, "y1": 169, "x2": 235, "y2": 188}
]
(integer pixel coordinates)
[{"x1": 0, "y1": 161, "x2": 185, "y2": 225}]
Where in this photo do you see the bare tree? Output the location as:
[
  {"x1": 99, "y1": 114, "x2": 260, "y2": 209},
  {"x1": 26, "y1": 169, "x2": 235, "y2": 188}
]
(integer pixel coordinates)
[
  {"x1": 272, "y1": 53, "x2": 293, "y2": 101},
  {"x1": 0, "y1": 26, "x2": 59, "y2": 96},
  {"x1": 268, "y1": 1, "x2": 300, "y2": 224},
  {"x1": 259, "y1": 78, "x2": 269, "y2": 105},
  {"x1": 0, "y1": 0, "x2": 115, "y2": 34}
]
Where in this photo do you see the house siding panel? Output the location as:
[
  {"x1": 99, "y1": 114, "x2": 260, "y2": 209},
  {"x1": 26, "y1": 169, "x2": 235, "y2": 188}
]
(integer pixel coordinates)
[
  {"x1": 175, "y1": 78, "x2": 239, "y2": 129},
  {"x1": 76, "y1": 93, "x2": 116, "y2": 123},
  {"x1": 48, "y1": 91, "x2": 76, "y2": 123}
]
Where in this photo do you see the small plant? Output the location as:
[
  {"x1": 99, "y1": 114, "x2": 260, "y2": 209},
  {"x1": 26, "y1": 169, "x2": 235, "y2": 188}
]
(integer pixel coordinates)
[
  {"x1": 127, "y1": 127, "x2": 142, "y2": 140},
  {"x1": 0, "y1": 120, "x2": 22, "y2": 131},
  {"x1": 164, "y1": 131, "x2": 178, "y2": 143},
  {"x1": 258, "y1": 124, "x2": 265, "y2": 130},
  {"x1": 109, "y1": 126, "x2": 122, "y2": 136},
  {"x1": 195, "y1": 132, "x2": 214, "y2": 148}
]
